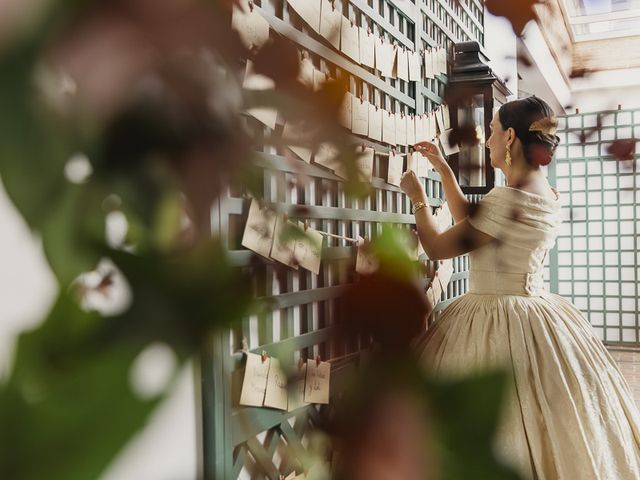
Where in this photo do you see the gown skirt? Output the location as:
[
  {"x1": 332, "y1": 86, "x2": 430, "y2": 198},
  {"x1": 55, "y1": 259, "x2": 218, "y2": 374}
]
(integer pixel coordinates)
[{"x1": 419, "y1": 186, "x2": 640, "y2": 479}]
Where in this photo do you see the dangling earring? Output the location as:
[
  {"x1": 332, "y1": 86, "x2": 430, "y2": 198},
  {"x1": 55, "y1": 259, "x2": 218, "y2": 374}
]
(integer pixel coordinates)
[{"x1": 505, "y1": 144, "x2": 512, "y2": 166}]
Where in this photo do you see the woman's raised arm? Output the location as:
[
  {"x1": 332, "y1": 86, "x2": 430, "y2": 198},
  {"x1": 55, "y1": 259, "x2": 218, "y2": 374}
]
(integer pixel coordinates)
[{"x1": 414, "y1": 141, "x2": 469, "y2": 223}]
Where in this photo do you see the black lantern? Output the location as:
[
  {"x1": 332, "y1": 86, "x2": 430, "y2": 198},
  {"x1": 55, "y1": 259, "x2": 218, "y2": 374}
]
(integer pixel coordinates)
[{"x1": 447, "y1": 41, "x2": 511, "y2": 195}]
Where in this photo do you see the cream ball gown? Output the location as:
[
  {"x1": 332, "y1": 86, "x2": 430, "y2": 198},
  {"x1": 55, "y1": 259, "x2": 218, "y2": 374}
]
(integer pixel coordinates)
[{"x1": 419, "y1": 186, "x2": 640, "y2": 479}]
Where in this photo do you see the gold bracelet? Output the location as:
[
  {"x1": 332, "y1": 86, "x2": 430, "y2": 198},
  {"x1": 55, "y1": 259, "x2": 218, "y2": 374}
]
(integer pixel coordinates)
[{"x1": 412, "y1": 201, "x2": 427, "y2": 214}]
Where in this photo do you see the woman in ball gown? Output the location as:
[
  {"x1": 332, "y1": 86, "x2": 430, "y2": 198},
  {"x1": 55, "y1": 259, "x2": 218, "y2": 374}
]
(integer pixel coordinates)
[{"x1": 399, "y1": 96, "x2": 640, "y2": 479}]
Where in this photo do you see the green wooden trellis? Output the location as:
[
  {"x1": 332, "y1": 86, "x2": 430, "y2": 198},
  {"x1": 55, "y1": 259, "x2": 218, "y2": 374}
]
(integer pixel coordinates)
[
  {"x1": 202, "y1": 1, "x2": 486, "y2": 478},
  {"x1": 549, "y1": 107, "x2": 640, "y2": 346}
]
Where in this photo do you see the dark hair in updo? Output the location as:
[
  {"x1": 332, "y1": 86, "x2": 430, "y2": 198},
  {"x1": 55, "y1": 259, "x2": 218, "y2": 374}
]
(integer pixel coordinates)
[{"x1": 498, "y1": 96, "x2": 561, "y2": 167}]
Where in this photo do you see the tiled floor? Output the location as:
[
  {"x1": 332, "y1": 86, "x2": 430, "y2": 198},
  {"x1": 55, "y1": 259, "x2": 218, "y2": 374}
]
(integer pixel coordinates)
[{"x1": 607, "y1": 346, "x2": 640, "y2": 407}]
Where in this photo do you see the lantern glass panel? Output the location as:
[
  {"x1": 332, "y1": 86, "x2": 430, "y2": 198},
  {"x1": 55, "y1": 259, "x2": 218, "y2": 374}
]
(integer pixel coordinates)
[{"x1": 457, "y1": 93, "x2": 486, "y2": 187}]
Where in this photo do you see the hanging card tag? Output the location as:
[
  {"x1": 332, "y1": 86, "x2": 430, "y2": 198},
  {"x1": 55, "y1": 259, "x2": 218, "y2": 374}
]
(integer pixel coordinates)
[
  {"x1": 241, "y1": 198, "x2": 277, "y2": 259},
  {"x1": 359, "y1": 27, "x2": 375, "y2": 67},
  {"x1": 287, "y1": 0, "x2": 321, "y2": 32},
  {"x1": 382, "y1": 111, "x2": 396, "y2": 146},
  {"x1": 243, "y1": 61, "x2": 277, "y2": 129},
  {"x1": 319, "y1": 0, "x2": 341, "y2": 48},
  {"x1": 231, "y1": 1, "x2": 270, "y2": 50},
  {"x1": 387, "y1": 152, "x2": 404, "y2": 186},
  {"x1": 304, "y1": 359, "x2": 330, "y2": 404},
  {"x1": 409, "y1": 51, "x2": 422, "y2": 81},
  {"x1": 340, "y1": 17, "x2": 360, "y2": 63},
  {"x1": 239, "y1": 352, "x2": 270, "y2": 407},
  {"x1": 356, "y1": 236, "x2": 379, "y2": 274},
  {"x1": 294, "y1": 221, "x2": 323, "y2": 274},
  {"x1": 263, "y1": 357, "x2": 289, "y2": 410},
  {"x1": 351, "y1": 97, "x2": 369, "y2": 136},
  {"x1": 287, "y1": 362, "x2": 309, "y2": 411},
  {"x1": 270, "y1": 215, "x2": 299, "y2": 268},
  {"x1": 368, "y1": 104, "x2": 382, "y2": 141}
]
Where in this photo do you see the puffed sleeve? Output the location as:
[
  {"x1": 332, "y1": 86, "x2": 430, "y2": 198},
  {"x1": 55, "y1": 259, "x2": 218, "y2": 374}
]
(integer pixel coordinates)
[
  {"x1": 466, "y1": 191, "x2": 506, "y2": 240},
  {"x1": 467, "y1": 188, "x2": 559, "y2": 248}
]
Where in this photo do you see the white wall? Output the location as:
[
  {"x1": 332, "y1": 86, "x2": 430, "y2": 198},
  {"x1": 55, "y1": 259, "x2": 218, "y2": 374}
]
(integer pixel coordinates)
[
  {"x1": 483, "y1": 10, "x2": 519, "y2": 101},
  {"x1": 519, "y1": 21, "x2": 572, "y2": 112},
  {"x1": 570, "y1": 67, "x2": 640, "y2": 113},
  {"x1": 0, "y1": 178, "x2": 198, "y2": 480}
]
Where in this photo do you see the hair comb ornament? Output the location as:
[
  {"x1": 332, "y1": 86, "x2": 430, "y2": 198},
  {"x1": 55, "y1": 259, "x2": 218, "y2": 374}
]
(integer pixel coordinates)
[{"x1": 528, "y1": 116, "x2": 558, "y2": 135}]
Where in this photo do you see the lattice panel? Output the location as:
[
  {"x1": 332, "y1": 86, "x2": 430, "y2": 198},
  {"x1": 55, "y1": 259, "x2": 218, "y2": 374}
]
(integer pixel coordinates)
[
  {"x1": 550, "y1": 108, "x2": 640, "y2": 345},
  {"x1": 202, "y1": 1, "x2": 486, "y2": 478}
]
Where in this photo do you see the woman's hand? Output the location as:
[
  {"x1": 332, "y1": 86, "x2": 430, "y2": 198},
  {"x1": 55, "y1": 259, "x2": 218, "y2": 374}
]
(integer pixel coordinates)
[
  {"x1": 400, "y1": 170, "x2": 427, "y2": 203},
  {"x1": 414, "y1": 141, "x2": 448, "y2": 172}
]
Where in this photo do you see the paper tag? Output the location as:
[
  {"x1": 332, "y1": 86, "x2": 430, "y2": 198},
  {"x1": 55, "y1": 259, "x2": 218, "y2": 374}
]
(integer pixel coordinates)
[
  {"x1": 294, "y1": 222, "x2": 323, "y2": 274},
  {"x1": 396, "y1": 48, "x2": 409, "y2": 81},
  {"x1": 282, "y1": 121, "x2": 313, "y2": 163},
  {"x1": 356, "y1": 236, "x2": 379, "y2": 274},
  {"x1": 313, "y1": 69, "x2": 326, "y2": 92},
  {"x1": 428, "y1": 113, "x2": 437, "y2": 141},
  {"x1": 382, "y1": 111, "x2": 396, "y2": 146},
  {"x1": 287, "y1": 0, "x2": 321, "y2": 32},
  {"x1": 243, "y1": 61, "x2": 277, "y2": 129},
  {"x1": 409, "y1": 51, "x2": 422, "y2": 82},
  {"x1": 415, "y1": 114, "x2": 426, "y2": 142},
  {"x1": 440, "y1": 128, "x2": 460, "y2": 156},
  {"x1": 395, "y1": 113, "x2": 407, "y2": 146},
  {"x1": 340, "y1": 17, "x2": 360, "y2": 63},
  {"x1": 424, "y1": 49, "x2": 434, "y2": 79},
  {"x1": 355, "y1": 146, "x2": 375, "y2": 182},
  {"x1": 287, "y1": 362, "x2": 309, "y2": 411},
  {"x1": 263, "y1": 357, "x2": 288, "y2": 410},
  {"x1": 241, "y1": 198, "x2": 277, "y2": 259},
  {"x1": 399, "y1": 228, "x2": 420, "y2": 261},
  {"x1": 231, "y1": 1, "x2": 270, "y2": 50},
  {"x1": 431, "y1": 272, "x2": 443, "y2": 302},
  {"x1": 443, "y1": 104, "x2": 451, "y2": 130},
  {"x1": 338, "y1": 91, "x2": 353, "y2": 129},
  {"x1": 387, "y1": 152, "x2": 404, "y2": 186},
  {"x1": 319, "y1": 0, "x2": 341, "y2": 48},
  {"x1": 434, "y1": 202, "x2": 453, "y2": 232},
  {"x1": 438, "y1": 258, "x2": 454, "y2": 291},
  {"x1": 351, "y1": 97, "x2": 369, "y2": 136},
  {"x1": 368, "y1": 104, "x2": 382, "y2": 141},
  {"x1": 298, "y1": 57, "x2": 314, "y2": 88},
  {"x1": 359, "y1": 27, "x2": 375, "y2": 67},
  {"x1": 239, "y1": 352, "x2": 270, "y2": 407},
  {"x1": 435, "y1": 105, "x2": 445, "y2": 134},
  {"x1": 270, "y1": 215, "x2": 299, "y2": 268},
  {"x1": 304, "y1": 360, "x2": 330, "y2": 404},
  {"x1": 313, "y1": 141, "x2": 339, "y2": 170},
  {"x1": 406, "y1": 151, "x2": 416, "y2": 173},
  {"x1": 406, "y1": 114, "x2": 416, "y2": 145},
  {"x1": 416, "y1": 151, "x2": 431, "y2": 178},
  {"x1": 425, "y1": 285, "x2": 437, "y2": 312},
  {"x1": 377, "y1": 40, "x2": 395, "y2": 78}
]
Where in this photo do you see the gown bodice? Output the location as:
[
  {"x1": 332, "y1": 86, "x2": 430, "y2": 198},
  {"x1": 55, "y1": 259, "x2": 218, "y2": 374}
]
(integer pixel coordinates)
[{"x1": 466, "y1": 185, "x2": 563, "y2": 296}]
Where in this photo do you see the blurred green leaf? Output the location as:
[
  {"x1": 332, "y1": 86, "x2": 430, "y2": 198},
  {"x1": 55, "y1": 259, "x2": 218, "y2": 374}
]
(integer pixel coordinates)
[
  {"x1": 0, "y1": 292, "x2": 158, "y2": 480},
  {"x1": 424, "y1": 369, "x2": 524, "y2": 480}
]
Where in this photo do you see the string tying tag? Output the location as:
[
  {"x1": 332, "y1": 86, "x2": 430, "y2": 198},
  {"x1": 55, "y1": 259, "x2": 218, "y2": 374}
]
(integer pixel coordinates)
[
  {"x1": 261, "y1": 350, "x2": 269, "y2": 363},
  {"x1": 316, "y1": 355, "x2": 322, "y2": 367}
]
